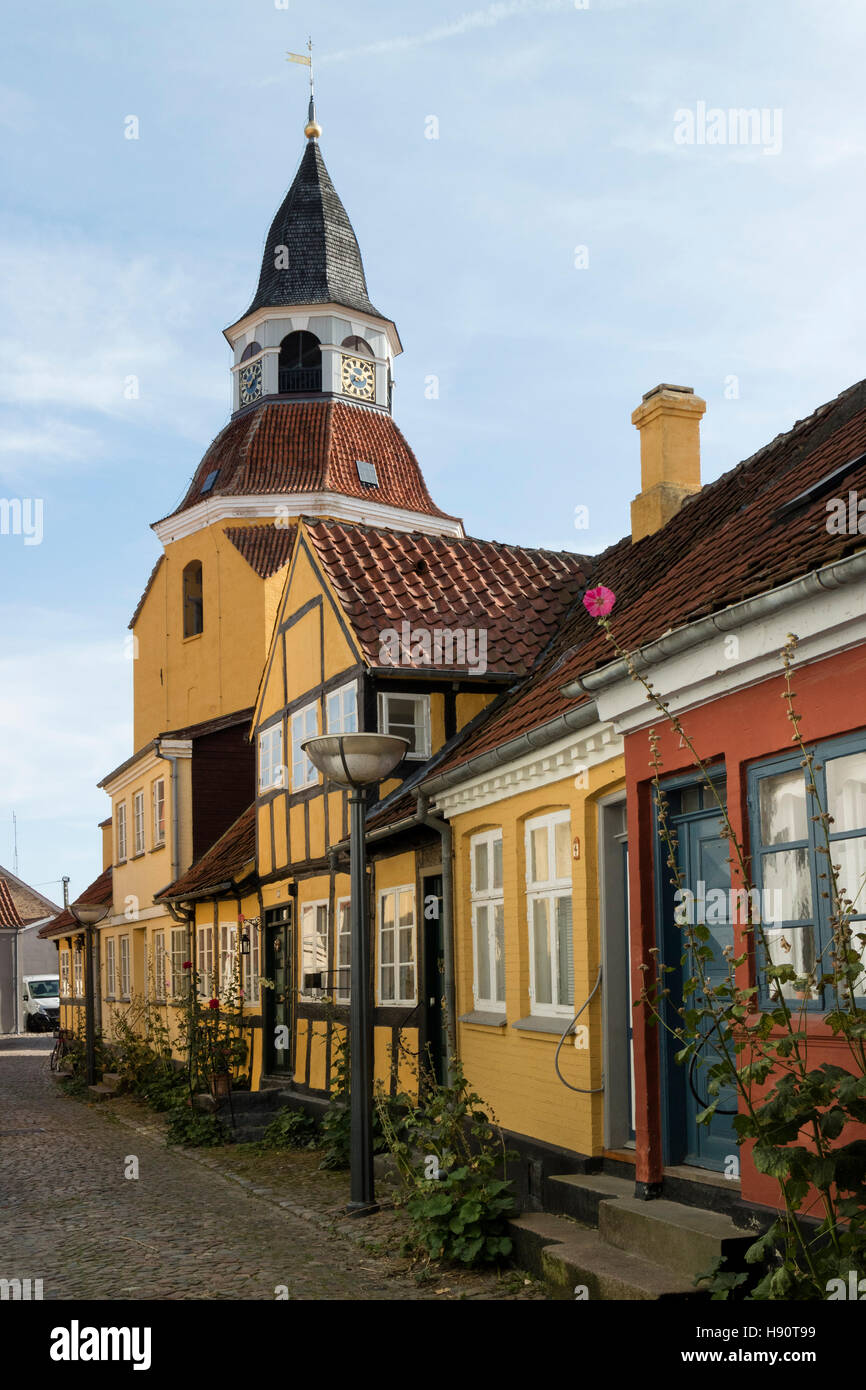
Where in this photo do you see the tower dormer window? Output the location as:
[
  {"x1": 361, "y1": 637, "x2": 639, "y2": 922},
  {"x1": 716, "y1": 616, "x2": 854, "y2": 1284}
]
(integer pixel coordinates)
[
  {"x1": 279, "y1": 331, "x2": 321, "y2": 393},
  {"x1": 240, "y1": 341, "x2": 262, "y2": 361},
  {"x1": 341, "y1": 335, "x2": 374, "y2": 358},
  {"x1": 183, "y1": 560, "x2": 203, "y2": 637}
]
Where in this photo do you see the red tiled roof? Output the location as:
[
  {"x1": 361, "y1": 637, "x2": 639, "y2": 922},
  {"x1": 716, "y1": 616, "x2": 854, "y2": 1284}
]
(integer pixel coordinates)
[
  {"x1": 427, "y1": 378, "x2": 866, "y2": 780},
  {"x1": 0, "y1": 865, "x2": 60, "y2": 923},
  {"x1": 128, "y1": 555, "x2": 164, "y2": 630},
  {"x1": 162, "y1": 401, "x2": 460, "y2": 524},
  {"x1": 304, "y1": 520, "x2": 592, "y2": 677},
  {"x1": 0, "y1": 879, "x2": 23, "y2": 928},
  {"x1": 225, "y1": 523, "x2": 297, "y2": 579},
  {"x1": 38, "y1": 869, "x2": 113, "y2": 939},
  {"x1": 156, "y1": 804, "x2": 256, "y2": 901}
]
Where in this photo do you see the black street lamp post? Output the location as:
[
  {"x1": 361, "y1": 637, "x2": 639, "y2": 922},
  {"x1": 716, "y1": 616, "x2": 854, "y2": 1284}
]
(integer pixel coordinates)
[
  {"x1": 302, "y1": 732, "x2": 407, "y2": 1215},
  {"x1": 69, "y1": 898, "x2": 110, "y2": 1086}
]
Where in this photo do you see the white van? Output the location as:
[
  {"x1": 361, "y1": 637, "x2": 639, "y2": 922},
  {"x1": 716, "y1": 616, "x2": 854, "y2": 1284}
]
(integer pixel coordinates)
[{"x1": 22, "y1": 974, "x2": 60, "y2": 1032}]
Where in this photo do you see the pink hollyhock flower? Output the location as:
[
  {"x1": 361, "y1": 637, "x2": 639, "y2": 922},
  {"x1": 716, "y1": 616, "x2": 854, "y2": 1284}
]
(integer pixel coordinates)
[
  {"x1": 583, "y1": 585, "x2": 616, "y2": 618},
  {"x1": 182, "y1": 961, "x2": 192, "y2": 970},
  {"x1": 208, "y1": 998, "x2": 220, "y2": 1010}
]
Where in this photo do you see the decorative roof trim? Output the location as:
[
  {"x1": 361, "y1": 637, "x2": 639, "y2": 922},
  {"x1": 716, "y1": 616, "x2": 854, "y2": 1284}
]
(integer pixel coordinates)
[{"x1": 152, "y1": 491, "x2": 465, "y2": 545}]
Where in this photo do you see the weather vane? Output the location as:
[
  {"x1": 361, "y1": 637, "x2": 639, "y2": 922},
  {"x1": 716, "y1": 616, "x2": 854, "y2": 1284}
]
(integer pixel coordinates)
[{"x1": 286, "y1": 38, "x2": 321, "y2": 139}]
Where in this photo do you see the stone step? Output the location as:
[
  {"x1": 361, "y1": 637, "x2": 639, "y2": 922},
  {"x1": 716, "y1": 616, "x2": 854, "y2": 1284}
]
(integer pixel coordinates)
[
  {"x1": 87, "y1": 1083, "x2": 118, "y2": 1102},
  {"x1": 545, "y1": 1172, "x2": 633, "y2": 1224},
  {"x1": 101, "y1": 1073, "x2": 122, "y2": 1091},
  {"x1": 508, "y1": 1213, "x2": 703, "y2": 1302},
  {"x1": 598, "y1": 1195, "x2": 754, "y2": 1280}
]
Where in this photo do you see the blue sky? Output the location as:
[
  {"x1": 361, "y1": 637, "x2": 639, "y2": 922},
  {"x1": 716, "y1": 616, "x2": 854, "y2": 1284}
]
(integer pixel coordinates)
[{"x1": 2, "y1": 0, "x2": 865, "y2": 901}]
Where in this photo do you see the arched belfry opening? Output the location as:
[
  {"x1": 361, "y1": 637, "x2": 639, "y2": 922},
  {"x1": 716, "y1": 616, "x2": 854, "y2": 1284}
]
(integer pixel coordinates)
[{"x1": 279, "y1": 331, "x2": 322, "y2": 393}]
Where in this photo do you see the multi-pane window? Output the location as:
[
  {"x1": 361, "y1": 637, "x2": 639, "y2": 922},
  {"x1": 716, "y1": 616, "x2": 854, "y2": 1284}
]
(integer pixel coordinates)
[
  {"x1": 133, "y1": 790, "x2": 145, "y2": 855},
  {"x1": 336, "y1": 898, "x2": 351, "y2": 1003},
  {"x1": 170, "y1": 927, "x2": 188, "y2": 999},
  {"x1": 749, "y1": 738, "x2": 866, "y2": 1006},
  {"x1": 106, "y1": 938, "x2": 117, "y2": 996},
  {"x1": 525, "y1": 811, "x2": 574, "y2": 1016},
  {"x1": 119, "y1": 936, "x2": 130, "y2": 998},
  {"x1": 152, "y1": 778, "x2": 165, "y2": 846},
  {"x1": 73, "y1": 944, "x2": 84, "y2": 997},
  {"x1": 326, "y1": 682, "x2": 358, "y2": 734},
  {"x1": 151, "y1": 930, "x2": 166, "y2": 999},
  {"x1": 379, "y1": 887, "x2": 416, "y2": 1005},
  {"x1": 300, "y1": 902, "x2": 329, "y2": 1000},
  {"x1": 198, "y1": 925, "x2": 214, "y2": 998},
  {"x1": 378, "y1": 693, "x2": 430, "y2": 759},
  {"x1": 115, "y1": 802, "x2": 127, "y2": 862},
  {"x1": 60, "y1": 950, "x2": 70, "y2": 997},
  {"x1": 258, "y1": 725, "x2": 284, "y2": 792},
  {"x1": 471, "y1": 830, "x2": 505, "y2": 1009},
  {"x1": 242, "y1": 920, "x2": 260, "y2": 1006},
  {"x1": 291, "y1": 704, "x2": 319, "y2": 789},
  {"x1": 219, "y1": 923, "x2": 238, "y2": 997}
]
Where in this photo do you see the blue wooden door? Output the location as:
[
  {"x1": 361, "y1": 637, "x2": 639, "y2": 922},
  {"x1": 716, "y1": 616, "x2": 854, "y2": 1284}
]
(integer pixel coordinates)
[{"x1": 661, "y1": 787, "x2": 738, "y2": 1171}]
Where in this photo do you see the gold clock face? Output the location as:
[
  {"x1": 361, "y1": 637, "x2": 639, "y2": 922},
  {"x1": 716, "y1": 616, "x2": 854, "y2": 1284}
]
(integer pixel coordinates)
[
  {"x1": 239, "y1": 360, "x2": 262, "y2": 405},
  {"x1": 341, "y1": 353, "x2": 375, "y2": 400}
]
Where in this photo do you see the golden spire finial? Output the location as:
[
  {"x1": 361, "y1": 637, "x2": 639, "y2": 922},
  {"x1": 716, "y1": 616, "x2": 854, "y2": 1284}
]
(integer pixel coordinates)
[{"x1": 287, "y1": 38, "x2": 321, "y2": 140}]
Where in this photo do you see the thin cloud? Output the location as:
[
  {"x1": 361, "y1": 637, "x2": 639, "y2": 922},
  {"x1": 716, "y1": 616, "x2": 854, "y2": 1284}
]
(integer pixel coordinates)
[{"x1": 323, "y1": 0, "x2": 573, "y2": 63}]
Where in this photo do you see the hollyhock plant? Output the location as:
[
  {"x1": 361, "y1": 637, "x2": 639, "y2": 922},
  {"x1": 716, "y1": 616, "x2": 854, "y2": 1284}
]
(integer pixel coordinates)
[{"x1": 583, "y1": 585, "x2": 616, "y2": 618}]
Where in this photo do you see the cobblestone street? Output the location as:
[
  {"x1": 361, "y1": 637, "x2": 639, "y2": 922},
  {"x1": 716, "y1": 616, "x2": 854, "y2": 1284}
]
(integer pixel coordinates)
[{"x1": 0, "y1": 1038, "x2": 536, "y2": 1301}]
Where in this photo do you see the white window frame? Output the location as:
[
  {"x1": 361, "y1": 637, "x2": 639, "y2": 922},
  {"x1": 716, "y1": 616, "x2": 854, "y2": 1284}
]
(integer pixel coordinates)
[
  {"x1": 198, "y1": 924, "x2": 214, "y2": 999},
  {"x1": 326, "y1": 681, "x2": 358, "y2": 734},
  {"x1": 470, "y1": 829, "x2": 505, "y2": 1011},
  {"x1": 151, "y1": 930, "x2": 166, "y2": 1000},
  {"x1": 258, "y1": 724, "x2": 285, "y2": 792},
  {"x1": 169, "y1": 927, "x2": 188, "y2": 999},
  {"x1": 119, "y1": 935, "x2": 131, "y2": 998},
  {"x1": 336, "y1": 896, "x2": 351, "y2": 1003},
  {"x1": 219, "y1": 923, "x2": 238, "y2": 998},
  {"x1": 133, "y1": 790, "x2": 145, "y2": 856},
  {"x1": 115, "y1": 802, "x2": 127, "y2": 863},
  {"x1": 291, "y1": 703, "x2": 319, "y2": 790},
  {"x1": 73, "y1": 944, "x2": 84, "y2": 997},
  {"x1": 378, "y1": 692, "x2": 430, "y2": 760},
  {"x1": 525, "y1": 810, "x2": 574, "y2": 1018},
  {"x1": 300, "y1": 901, "x2": 329, "y2": 1001},
  {"x1": 378, "y1": 886, "x2": 417, "y2": 1006},
  {"x1": 152, "y1": 778, "x2": 165, "y2": 846},
  {"x1": 60, "y1": 949, "x2": 71, "y2": 998},
  {"x1": 105, "y1": 938, "x2": 117, "y2": 997},
  {"x1": 241, "y1": 920, "x2": 261, "y2": 1006}
]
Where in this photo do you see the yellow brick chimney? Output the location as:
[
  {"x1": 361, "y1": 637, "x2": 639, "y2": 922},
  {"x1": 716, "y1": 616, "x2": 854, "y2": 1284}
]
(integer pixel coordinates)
[{"x1": 630, "y1": 383, "x2": 706, "y2": 542}]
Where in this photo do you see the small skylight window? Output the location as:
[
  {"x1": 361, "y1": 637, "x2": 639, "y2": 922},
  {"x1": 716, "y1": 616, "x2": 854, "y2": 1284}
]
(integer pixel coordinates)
[
  {"x1": 201, "y1": 469, "x2": 220, "y2": 495},
  {"x1": 356, "y1": 460, "x2": 379, "y2": 487}
]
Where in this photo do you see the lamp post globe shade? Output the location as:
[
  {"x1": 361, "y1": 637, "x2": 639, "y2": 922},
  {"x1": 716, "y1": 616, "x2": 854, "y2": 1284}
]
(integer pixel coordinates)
[
  {"x1": 301, "y1": 734, "x2": 408, "y2": 788},
  {"x1": 71, "y1": 901, "x2": 110, "y2": 927}
]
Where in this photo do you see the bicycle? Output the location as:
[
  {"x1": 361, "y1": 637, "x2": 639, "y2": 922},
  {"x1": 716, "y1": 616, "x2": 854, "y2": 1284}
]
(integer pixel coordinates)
[{"x1": 49, "y1": 1028, "x2": 71, "y2": 1073}]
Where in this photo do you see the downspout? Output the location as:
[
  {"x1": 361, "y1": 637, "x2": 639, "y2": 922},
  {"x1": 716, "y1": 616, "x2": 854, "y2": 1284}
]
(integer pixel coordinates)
[
  {"x1": 415, "y1": 791, "x2": 456, "y2": 1080},
  {"x1": 157, "y1": 740, "x2": 183, "y2": 884}
]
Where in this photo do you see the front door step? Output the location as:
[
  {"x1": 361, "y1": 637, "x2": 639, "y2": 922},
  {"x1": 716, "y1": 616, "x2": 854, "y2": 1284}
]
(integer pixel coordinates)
[
  {"x1": 545, "y1": 1172, "x2": 633, "y2": 1224},
  {"x1": 508, "y1": 1213, "x2": 701, "y2": 1302},
  {"x1": 599, "y1": 1196, "x2": 753, "y2": 1281}
]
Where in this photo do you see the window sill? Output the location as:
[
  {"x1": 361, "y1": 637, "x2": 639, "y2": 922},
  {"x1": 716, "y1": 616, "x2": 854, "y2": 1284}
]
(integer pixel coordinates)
[
  {"x1": 115, "y1": 859, "x2": 127, "y2": 867},
  {"x1": 512, "y1": 1015, "x2": 573, "y2": 1036},
  {"x1": 460, "y1": 1010, "x2": 506, "y2": 1028},
  {"x1": 150, "y1": 842, "x2": 166, "y2": 853},
  {"x1": 182, "y1": 632, "x2": 203, "y2": 644},
  {"x1": 131, "y1": 851, "x2": 145, "y2": 861}
]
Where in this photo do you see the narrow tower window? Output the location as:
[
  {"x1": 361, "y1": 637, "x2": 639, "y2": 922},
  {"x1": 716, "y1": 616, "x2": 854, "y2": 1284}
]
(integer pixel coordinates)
[
  {"x1": 278, "y1": 331, "x2": 321, "y2": 393},
  {"x1": 183, "y1": 560, "x2": 203, "y2": 637},
  {"x1": 240, "y1": 341, "x2": 262, "y2": 361}
]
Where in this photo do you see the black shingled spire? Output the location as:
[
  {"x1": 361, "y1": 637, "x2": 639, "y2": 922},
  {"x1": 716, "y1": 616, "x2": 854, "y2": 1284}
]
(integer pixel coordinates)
[{"x1": 243, "y1": 140, "x2": 381, "y2": 320}]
